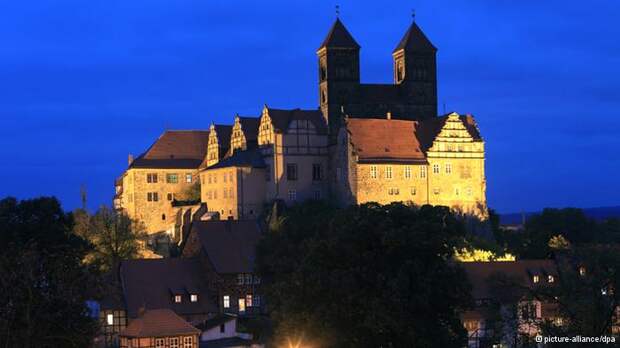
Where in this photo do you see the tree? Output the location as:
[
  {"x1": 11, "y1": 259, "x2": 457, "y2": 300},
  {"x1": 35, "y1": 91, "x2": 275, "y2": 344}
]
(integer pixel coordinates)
[
  {"x1": 0, "y1": 197, "x2": 100, "y2": 347},
  {"x1": 74, "y1": 206, "x2": 147, "y2": 272},
  {"x1": 537, "y1": 246, "x2": 620, "y2": 340},
  {"x1": 256, "y1": 201, "x2": 473, "y2": 347}
]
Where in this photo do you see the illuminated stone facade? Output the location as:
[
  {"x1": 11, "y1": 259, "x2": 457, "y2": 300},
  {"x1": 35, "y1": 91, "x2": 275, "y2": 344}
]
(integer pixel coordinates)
[{"x1": 115, "y1": 18, "x2": 489, "y2": 232}]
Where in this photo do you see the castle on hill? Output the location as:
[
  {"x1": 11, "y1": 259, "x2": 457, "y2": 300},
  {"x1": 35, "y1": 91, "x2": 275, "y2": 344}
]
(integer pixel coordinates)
[{"x1": 114, "y1": 18, "x2": 487, "y2": 235}]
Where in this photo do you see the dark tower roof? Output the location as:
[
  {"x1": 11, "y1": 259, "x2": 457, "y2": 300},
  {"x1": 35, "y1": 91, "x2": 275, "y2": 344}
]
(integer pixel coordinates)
[
  {"x1": 318, "y1": 18, "x2": 360, "y2": 50},
  {"x1": 393, "y1": 21, "x2": 436, "y2": 53}
]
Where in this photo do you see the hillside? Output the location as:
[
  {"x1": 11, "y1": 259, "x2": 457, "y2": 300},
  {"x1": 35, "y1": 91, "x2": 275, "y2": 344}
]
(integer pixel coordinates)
[{"x1": 500, "y1": 206, "x2": 620, "y2": 225}]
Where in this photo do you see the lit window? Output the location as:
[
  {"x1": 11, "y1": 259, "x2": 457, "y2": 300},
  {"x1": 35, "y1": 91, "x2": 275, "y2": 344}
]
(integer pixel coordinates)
[
  {"x1": 185, "y1": 174, "x2": 192, "y2": 183},
  {"x1": 602, "y1": 288, "x2": 608, "y2": 296},
  {"x1": 183, "y1": 336, "x2": 193, "y2": 348},
  {"x1": 404, "y1": 166, "x2": 412, "y2": 179},
  {"x1": 166, "y1": 173, "x2": 178, "y2": 183},
  {"x1": 174, "y1": 295, "x2": 182, "y2": 303},
  {"x1": 433, "y1": 164, "x2": 440, "y2": 174},
  {"x1": 548, "y1": 275, "x2": 555, "y2": 283},
  {"x1": 386, "y1": 166, "x2": 393, "y2": 179},
  {"x1": 246, "y1": 294, "x2": 253, "y2": 307},
  {"x1": 170, "y1": 337, "x2": 179, "y2": 348},
  {"x1": 190, "y1": 294, "x2": 198, "y2": 302},
  {"x1": 155, "y1": 338, "x2": 165, "y2": 348},
  {"x1": 288, "y1": 190, "x2": 297, "y2": 201},
  {"x1": 533, "y1": 275, "x2": 540, "y2": 283},
  {"x1": 579, "y1": 266, "x2": 586, "y2": 276},
  {"x1": 370, "y1": 165, "x2": 377, "y2": 179},
  {"x1": 238, "y1": 298, "x2": 246, "y2": 313},
  {"x1": 223, "y1": 295, "x2": 230, "y2": 308},
  {"x1": 420, "y1": 166, "x2": 427, "y2": 178},
  {"x1": 445, "y1": 163, "x2": 452, "y2": 174},
  {"x1": 106, "y1": 313, "x2": 114, "y2": 325}
]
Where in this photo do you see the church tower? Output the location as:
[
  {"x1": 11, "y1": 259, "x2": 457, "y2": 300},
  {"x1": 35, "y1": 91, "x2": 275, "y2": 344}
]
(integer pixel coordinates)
[
  {"x1": 317, "y1": 18, "x2": 360, "y2": 135},
  {"x1": 392, "y1": 19, "x2": 437, "y2": 119}
]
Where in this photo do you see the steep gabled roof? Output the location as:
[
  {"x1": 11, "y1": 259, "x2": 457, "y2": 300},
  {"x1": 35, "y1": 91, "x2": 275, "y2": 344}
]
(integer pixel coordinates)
[
  {"x1": 346, "y1": 118, "x2": 426, "y2": 163},
  {"x1": 415, "y1": 113, "x2": 482, "y2": 152},
  {"x1": 460, "y1": 260, "x2": 558, "y2": 299},
  {"x1": 120, "y1": 309, "x2": 200, "y2": 338},
  {"x1": 393, "y1": 21, "x2": 436, "y2": 53},
  {"x1": 213, "y1": 125, "x2": 233, "y2": 149},
  {"x1": 237, "y1": 116, "x2": 260, "y2": 143},
  {"x1": 190, "y1": 220, "x2": 263, "y2": 274},
  {"x1": 266, "y1": 107, "x2": 327, "y2": 134},
  {"x1": 120, "y1": 258, "x2": 217, "y2": 318},
  {"x1": 207, "y1": 148, "x2": 266, "y2": 170},
  {"x1": 318, "y1": 18, "x2": 360, "y2": 50},
  {"x1": 130, "y1": 130, "x2": 210, "y2": 169}
]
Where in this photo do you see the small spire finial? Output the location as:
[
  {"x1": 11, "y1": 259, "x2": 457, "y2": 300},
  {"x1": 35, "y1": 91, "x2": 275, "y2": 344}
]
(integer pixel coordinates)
[
  {"x1": 335, "y1": 5, "x2": 340, "y2": 18},
  {"x1": 412, "y1": 9, "x2": 416, "y2": 22}
]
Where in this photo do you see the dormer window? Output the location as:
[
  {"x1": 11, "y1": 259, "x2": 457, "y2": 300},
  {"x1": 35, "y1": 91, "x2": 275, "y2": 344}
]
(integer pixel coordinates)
[
  {"x1": 174, "y1": 295, "x2": 182, "y2": 303},
  {"x1": 190, "y1": 294, "x2": 198, "y2": 303},
  {"x1": 533, "y1": 275, "x2": 540, "y2": 284}
]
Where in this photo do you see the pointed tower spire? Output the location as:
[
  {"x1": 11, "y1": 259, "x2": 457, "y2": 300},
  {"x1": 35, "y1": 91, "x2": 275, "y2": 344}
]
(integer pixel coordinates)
[
  {"x1": 393, "y1": 20, "x2": 436, "y2": 53},
  {"x1": 318, "y1": 18, "x2": 360, "y2": 50}
]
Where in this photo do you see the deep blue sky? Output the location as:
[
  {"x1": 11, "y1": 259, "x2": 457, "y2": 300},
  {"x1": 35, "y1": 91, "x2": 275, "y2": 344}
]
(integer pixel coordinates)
[{"x1": 1, "y1": 0, "x2": 618, "y2": 214}]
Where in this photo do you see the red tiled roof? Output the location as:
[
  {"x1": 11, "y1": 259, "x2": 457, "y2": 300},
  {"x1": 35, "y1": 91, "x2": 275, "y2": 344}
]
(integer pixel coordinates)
[
  {"x1": 460, "y1": 260, "x2": 558, "y2": 299},
  {"x1": 190, "y1": 220, "x2": 262, "y2": 274},
  {"x1": 346, "y1": 118, "x2": 426, "y2": 163},
  {"x1": 131, "y1": 130, "x2": 209, "y2": 169},
  {"x1": 120, "y1": 309, "x2": 200, "y2": 338}
]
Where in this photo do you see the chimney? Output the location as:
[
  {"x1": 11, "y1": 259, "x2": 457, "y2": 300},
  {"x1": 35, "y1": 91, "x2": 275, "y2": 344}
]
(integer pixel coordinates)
[
  {"x1": 128, "y1": 154, "x2": 134, "y2": 166},
  {"x1": 386, "y1": 111, "x2": 392, "y2": 120}
]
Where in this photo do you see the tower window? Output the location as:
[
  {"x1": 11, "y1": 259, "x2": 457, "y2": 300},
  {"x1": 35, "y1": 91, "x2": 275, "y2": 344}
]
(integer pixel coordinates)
[{"x1": 320, "y1": 65, "x2": 327, "y2": 81}]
